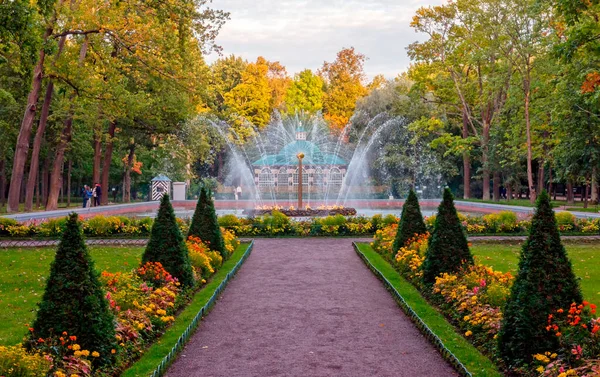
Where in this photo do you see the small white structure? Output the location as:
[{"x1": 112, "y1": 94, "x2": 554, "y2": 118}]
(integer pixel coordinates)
[
  {"x1": 151, "y1": 174, "x2": 171, "y2": 201},
  {"x1": 172, "y1": 182, "x2": 187, "y2": 200}
]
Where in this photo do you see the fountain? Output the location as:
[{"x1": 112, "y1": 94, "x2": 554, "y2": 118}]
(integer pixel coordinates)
[{"x1": 204, "y1": 110, "x2": 442, "y2": 216}]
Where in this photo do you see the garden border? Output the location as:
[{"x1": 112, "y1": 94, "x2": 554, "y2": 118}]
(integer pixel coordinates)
[
  {"x1": 353, "y1": 241, "x2": 473, "y2": 377},
  {"x1": 141, "y1": 240, "x2": 253, "y2": 377}
]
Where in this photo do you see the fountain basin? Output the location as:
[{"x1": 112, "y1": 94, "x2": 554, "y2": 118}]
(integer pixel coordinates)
[{"x1": 243, "y1": 207, "x2": 357, "y2": 217}]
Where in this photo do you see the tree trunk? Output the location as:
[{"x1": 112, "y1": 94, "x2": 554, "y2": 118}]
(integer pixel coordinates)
[
  {"x1": 6, "y1": 18, "x2": 59, "y2": 212},
  {"x1": 60, "y1": 163, "x2": 64, "y2": 204},
  {"x1": 46, "y1": 38, "x2": 88, "y2": 211},
  {"x1": 567, "y1": 181, "x2": 574, "y2": 204},
  {"x1": 0, "y1": 159, "x2": 5, "y2": 206},
  {"x1": 537, "y1": 162, "x2": 545, "y2": 195},
  {"x1": 584, "y1": 180, "x2": 590, "y2": 209},
  {"x1": 41, "y1": 159, "x2": 49, "y2": 207},
  {"x1": 493, "y1": 171, "x2": 500, "y2": 202},
  {"x1": 122, "y1": 141, "x2": 135, "y2": 203},
  {"x1": 481, "y1": 122, "x2": 490, "y2": 201},
  {"x1": 67, "y1": 160, "x2": 72, "y2": 206},
  {"x1": 24, "y1": 35, "x2": 67, "y2": 212},
  {"x1": 592, "y1": 167, "x2": 598, "y2": 203},
  {"x1": 506, "y1": 183, "x2": 512, "y2": 201},
  {"x1": 101, "y1": 121, "x2": 116, "y2": 205},
  {"x1": 524, "y1": 72, "x2": 535, "y2": 203},
  {"x1": 92, "y1": 130, "x2": 102, "y2": 185},
  {"x1": 35, "y1": 169, "x2": 40, "y2": 209},
  {"x1": 462, "y1": 109, "x2": 471, "y2": 199}
]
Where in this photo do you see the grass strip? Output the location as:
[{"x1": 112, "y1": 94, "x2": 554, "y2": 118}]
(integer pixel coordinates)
[
  {"x1": 121, "y1": 242, "x2": 252, "y2": 377},
  {"x1": 355, "y1": 242, "x2": 501, "y2": 377}
]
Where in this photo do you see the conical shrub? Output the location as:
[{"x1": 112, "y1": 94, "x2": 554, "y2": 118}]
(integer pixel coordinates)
[
  {"x1": 29, "y1": 213, "x2": 115, "y2": 366},
  {"x1": 392, "y1": 189, "x2": 427, "y2": 253},
  {"x1": 142, "y1": 194, "x2": 195, "y2": 287},
  {"x1": 188, "y1": 186, "x2": 227, "y2": 260},
  {"x1": 498, "y1": 191, "x2": 583, "y2": 367},
  {"x1": 422, "y1": 188, "x2": 473, "y2": 285}
]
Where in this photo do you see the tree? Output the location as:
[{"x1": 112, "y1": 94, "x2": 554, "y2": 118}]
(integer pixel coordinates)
[
  {"x1": 392, "y1": 189, "x2": 427, "y2": 253},
  {"x1": 409, "y1": 0, "x2": 514, "y2": 201},
  {"x1": 225, "y1": 56, "x2": 272, "y2": 134},
  {"x1": 29, "y1": 213, "x2": 116, "y2": 366},
  {"x1": 422, "y1": 188, "x2": 473, "y2": 285},
  {"x1": 499, "y1": 191, "x2": 583, "y2": 367},
  {"x1": 142, "y1": 194, "x2": 195, "y2": 287},
  {"x1": 285, "y1": 69, "x2": 324, "y2": 115},
  {"x1": 319, "y1": 47, "x2": 368, "y2": 131},
  {"x1": 500, "y1": 0, "x2": 551, "y2": 202},
  {"x1": 267, "y1": 60, "x2": 291, "y2": 110},
  {"x1": 187, "y1": 186, "x2": 227, "y2": 259}
]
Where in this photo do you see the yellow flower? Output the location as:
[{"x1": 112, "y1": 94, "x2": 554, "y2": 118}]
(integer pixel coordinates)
[
  {"x1": 465, "y1": 331, "x2": 473, "y2": 337},
  {"x1": 81, "y1": 350, "x2": 90, "y2": 357},
  {"x1": 55, "y1": 372, "x2": 66, "y2": 377},
  {"x1": 536, "y1": 366, "x2": 545, "y2": 373},
  {"x1": 463, "y1": 315, "x2": 471, "y2": 321},
  {"x1": 91, "y1": 351, "x2": 100, "y2": 357},
  {"x1": 74, "y1": 350, "x2": 82, "y2": 357},
  {"x1": 72, "y1": 344, "x2": 81, "y2": 351}
]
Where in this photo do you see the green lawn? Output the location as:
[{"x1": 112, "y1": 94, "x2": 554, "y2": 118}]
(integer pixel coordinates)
[
  {"x1": 460, "y1": 197, "x2": 600, "y2": 212},
  {"x1": 472, "y1": 243, "x2": 600, "y2": 302},
  {"x1": 0, "y1": 246, "x2": 144, "y2": 345}
]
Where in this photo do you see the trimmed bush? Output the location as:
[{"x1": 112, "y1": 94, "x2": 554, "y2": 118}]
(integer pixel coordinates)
[
  {"x1": 28, "y1": 213, "x2": 116, "y2": 366},
  {"x1": 142, "y1": 194, "x2": 195, "y2": 287},
  {"x1": 188, "y1": 187, "x2": 227, "y2": 260},
  {"x1": 422, "y1": 188, "x2": 473, "y2": 286},
  {"x1": 393, "y1": 189, "x2": 427, "y2": 253},
  {"x1": 498, "y1": 191, "x2": 583, "y2": 367}
]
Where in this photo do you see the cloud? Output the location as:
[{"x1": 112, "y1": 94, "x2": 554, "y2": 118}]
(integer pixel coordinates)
[{"x1": 205, "y1": 0, "x2": 445, "y2": 79}]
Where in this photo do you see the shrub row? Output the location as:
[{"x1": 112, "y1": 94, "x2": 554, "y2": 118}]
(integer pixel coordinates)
[{"x1": 2, "y1": 209, "x2": 599, "y2": 239}]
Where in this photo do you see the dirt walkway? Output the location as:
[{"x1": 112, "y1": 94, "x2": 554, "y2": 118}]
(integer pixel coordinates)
[{"x1": 165, "y1": 238, "x2": 457, "y2": 377}]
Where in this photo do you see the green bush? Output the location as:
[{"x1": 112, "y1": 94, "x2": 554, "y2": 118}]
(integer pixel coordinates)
[
  {"x1": 498, "y1": 191, "x2": 583, "y2": 367},
  {"x1": 28, "y1": 213, "x2": 116, "y2": 367},
  {"x1": 142, "y1": 194, "x2": 195, "y2": 288},
  {"x1": 393, "y1": 189, "x2": 427, "y2": 253},
  {"x1": 555, "y1": 211, "x2": 575, "y2": 225},
  {"x1": 422, "y1": 188, "x2": 473, "y2": 286},
  {"x1": 320, "y1": 214, "x2": 346, "y2": 227},
  {"x1": 188, "y1": 187, "x2": 226, "y2": 259},
  {"x1": 483, "y1": 211, "x2": 518, "y2": 233},
  {"x1": 0, "y1": 217, "x2": 18, "y2": 236},
  {"x1": 218, "y1": 214, "x2": 241, "y2": 227},
  {"x1": 38, "y1": 218, "x2": 67, "y2": 237}
]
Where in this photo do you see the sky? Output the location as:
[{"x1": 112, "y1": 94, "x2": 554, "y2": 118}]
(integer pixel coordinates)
[{"x1": 205, "y1": 0, "x2": 446, "y2": 80}]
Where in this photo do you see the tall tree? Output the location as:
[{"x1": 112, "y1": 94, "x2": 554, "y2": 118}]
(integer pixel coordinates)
[
  {"x1": 285, "y1": 69, "x2": 324, "y2": 115},
  {"x1": 224, "y1": 56, "x2": 272, "y2": 138},
  {"x1": 319, "y1": 47, "x2": 368, "y2": 132}
]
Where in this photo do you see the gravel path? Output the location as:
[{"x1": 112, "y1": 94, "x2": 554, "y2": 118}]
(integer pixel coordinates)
[{"x1": 165, "y1": 238, "x2": 457, "y2": 377}]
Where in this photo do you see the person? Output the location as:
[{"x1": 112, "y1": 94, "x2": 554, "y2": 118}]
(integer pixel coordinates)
[
  {"x1": 236, "y1": 185, "x2": 242, "y2": 200},
  {"x1": 82, "y1": 185, "x2": 92, "y2": 208},
  {"x1": 94, "y1": 183, "x2": 102, "y2": 206}
]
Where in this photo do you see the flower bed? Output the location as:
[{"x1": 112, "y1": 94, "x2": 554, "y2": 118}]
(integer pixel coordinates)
[
  {"x1": 1, "y1": 210, "x2": 599, "y2": 239},
  {"x1": 2, "y1": 231, "x2": 240, "y2": 377},
  {"x1": 371, "y1": 226, "x2": 600, "y2": 376}
]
